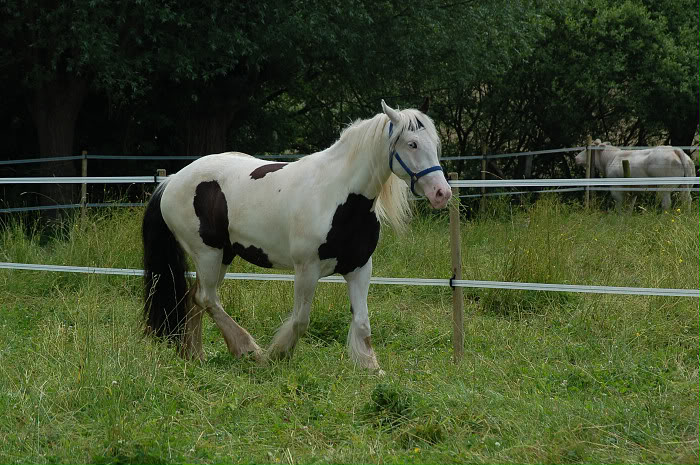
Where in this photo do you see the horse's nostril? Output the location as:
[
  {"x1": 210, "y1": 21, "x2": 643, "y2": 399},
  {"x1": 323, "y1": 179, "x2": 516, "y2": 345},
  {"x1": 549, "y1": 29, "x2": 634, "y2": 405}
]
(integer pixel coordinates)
[{"x1": 436, "y1": 188, "x2": 444, "y2": 198}]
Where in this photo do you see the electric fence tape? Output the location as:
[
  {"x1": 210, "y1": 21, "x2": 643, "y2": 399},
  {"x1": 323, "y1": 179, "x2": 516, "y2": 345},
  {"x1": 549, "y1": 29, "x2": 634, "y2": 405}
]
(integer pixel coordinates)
[{"x1": 1, "y1": 262, "x2": 697, "y2": 298}]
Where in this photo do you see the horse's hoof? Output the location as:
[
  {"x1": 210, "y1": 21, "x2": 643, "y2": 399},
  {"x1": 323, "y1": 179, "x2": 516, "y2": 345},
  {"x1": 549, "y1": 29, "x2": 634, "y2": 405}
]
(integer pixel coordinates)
[
  {"x1": 265, "y1": 349, "x2": 292, "y2": 361},
  {"x1": 237, "y1": 345, "x2": 264, "y2": 361},
  {"x1": 251, "y1": 349, "x2": 266, "y2": 364},
  {"x1": 179, "y1": 347, "x2": 206, "y2": 362}
]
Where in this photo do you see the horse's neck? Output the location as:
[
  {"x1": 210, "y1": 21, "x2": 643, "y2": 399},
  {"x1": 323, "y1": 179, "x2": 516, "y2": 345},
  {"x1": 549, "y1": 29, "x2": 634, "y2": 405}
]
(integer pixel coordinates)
[
  {"x1": 324, "y1": 139, "x2": 392, "y2": 200},
  {"x1": 597, "y1": 147, "x2": 619, "y2": 175}
]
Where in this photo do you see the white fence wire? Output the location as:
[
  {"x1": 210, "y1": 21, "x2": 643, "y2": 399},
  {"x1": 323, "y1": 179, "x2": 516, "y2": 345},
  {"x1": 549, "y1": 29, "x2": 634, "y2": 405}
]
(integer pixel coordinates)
[
  {"x1": 3, "y1": 176, "x2": 697, "y2": 211},
  {"x1": 1, "y1": 149, "x2": 697, "y2": 299},
  {"x1": 1, "y1": 262, "x2": 697, "y2": 298},
  {"x1": 1, "y1": 176, "x2": 697, "y2": 187}
]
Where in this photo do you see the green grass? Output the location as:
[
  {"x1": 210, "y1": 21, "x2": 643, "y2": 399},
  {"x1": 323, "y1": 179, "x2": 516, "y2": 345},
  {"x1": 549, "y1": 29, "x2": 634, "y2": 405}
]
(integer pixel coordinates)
[{"x1": 0, "y1": 197, "x2": 698, "y2": 464}]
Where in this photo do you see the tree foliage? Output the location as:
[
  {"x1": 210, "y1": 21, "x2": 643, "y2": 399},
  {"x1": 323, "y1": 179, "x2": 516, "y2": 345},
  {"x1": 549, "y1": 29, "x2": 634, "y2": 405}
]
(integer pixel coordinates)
[{"x1": 0, "y1": 0, "x2": 697, "y2": 196}]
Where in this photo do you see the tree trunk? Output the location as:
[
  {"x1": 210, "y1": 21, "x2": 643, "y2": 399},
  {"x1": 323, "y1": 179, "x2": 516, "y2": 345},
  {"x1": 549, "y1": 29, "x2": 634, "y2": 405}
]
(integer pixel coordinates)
[
  {"x1": 669, "y1": 111, "x2": 700, "y2": 148},
  {"x1": 183, "y1": 111, "x2": 235, "y2": 156},
  {"x1": 514, "y1": 154, "x2": 533, "y2": 179},
  {"x1": 30, "y1": 76, "x2": 88, "y2": 208}
]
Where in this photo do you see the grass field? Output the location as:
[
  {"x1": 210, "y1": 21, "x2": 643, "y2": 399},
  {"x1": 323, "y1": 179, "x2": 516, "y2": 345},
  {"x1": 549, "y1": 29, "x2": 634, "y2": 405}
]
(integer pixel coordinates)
[{"x1": 0, "y1": 196, "x2": 698, "y2": 464}]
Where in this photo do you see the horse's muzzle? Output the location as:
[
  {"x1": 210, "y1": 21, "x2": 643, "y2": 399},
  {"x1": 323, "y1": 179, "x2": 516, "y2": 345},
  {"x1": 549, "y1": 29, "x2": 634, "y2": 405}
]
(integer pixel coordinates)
[{"x1": 422, "y1": 176, "x2": 452, "y2": 209}]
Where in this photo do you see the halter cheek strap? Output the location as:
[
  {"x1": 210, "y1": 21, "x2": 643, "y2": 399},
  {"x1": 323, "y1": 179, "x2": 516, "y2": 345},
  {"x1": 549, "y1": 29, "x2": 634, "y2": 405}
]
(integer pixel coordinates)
[{"x1": 388, "y1": 122, "x2": 444, "y2": 197}]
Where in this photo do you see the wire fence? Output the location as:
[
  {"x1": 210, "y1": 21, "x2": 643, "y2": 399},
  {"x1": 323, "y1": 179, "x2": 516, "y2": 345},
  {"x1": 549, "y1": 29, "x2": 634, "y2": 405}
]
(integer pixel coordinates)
[
  {"x1": 0, "y1": 153, "x2": 305, "y2": 165},
  {"x1": 0, "y1": 176, "x2": 697, "y2": 297},
  {"x1": 2, "y1": 159, "x2": 697, "y2": 365},
  {"x1": 1, "y1": 144, "x2": 697, "y2": 164},
  {"x1": 1, "y1": 144, "x2": 697, "y2": 370},
  {"x1": 1, "y1": 145, "x2": 698, "y2": 211},
  {"x1": 1, "y1": 262, "x2": 697, "y2": 298},
  {"x1": 1, "y1": 176, "x2": 697, "y2": 213}
]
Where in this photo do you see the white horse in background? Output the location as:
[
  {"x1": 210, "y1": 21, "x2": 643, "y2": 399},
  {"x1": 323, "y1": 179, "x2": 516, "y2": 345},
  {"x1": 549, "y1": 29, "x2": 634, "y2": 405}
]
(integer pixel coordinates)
[
  {"x1": 141, "y1": 100, "x2": 451, "y2": 374},
  {"x1": 575, "y1": 139, "x2": 694, "y2": 210}
]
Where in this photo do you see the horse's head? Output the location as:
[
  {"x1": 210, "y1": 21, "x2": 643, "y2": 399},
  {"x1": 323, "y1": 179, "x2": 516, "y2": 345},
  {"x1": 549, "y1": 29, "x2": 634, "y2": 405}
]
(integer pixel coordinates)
[
  {"x1": 382, "y1": 100, "x2": 452, "y2": 209},
  {"x1": 574, "y1": 139, "x2": 609, "y2": 166}
]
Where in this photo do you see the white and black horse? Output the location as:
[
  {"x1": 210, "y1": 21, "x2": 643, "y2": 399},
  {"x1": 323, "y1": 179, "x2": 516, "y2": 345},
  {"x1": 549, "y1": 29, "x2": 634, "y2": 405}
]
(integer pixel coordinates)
[{"x1": 142, "y1": 100, "x2": 451, "y2": 372}]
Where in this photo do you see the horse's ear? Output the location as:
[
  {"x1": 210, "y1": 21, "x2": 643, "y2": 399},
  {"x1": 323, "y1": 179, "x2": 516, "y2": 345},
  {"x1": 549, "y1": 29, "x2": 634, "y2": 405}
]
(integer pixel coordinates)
[
  {"x1": 381, "y1": 99, "x2": 401, "y2": 126},
  {"x1": 594, "y1": 138, "x2": 602, "y2": 145},
  {"x1": 418, "y1": 96, "x2": 430, "y2": 114}
]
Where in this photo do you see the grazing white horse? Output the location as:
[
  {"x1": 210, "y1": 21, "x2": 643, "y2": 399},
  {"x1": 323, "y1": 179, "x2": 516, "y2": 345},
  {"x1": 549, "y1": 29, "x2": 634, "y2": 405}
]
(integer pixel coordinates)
[
  {"x1": 142, "y1": 100, "x2": 451, "y2": 373},
  {"x1": 575, "y1": 139, "x2": 694, "y2": 210}
]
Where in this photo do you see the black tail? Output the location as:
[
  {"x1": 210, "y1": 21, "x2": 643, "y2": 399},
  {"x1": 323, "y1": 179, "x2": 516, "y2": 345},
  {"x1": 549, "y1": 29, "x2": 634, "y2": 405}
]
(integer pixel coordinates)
[{"x1": 142, "y1": 181, "x2": 188, "y2": 344}]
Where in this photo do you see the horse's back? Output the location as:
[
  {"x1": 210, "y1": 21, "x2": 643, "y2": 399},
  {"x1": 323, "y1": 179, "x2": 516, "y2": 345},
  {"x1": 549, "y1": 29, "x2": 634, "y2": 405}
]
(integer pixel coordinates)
[
  {"x1": 159, "y1": 152, "x2": 337, "y2": 270},
  {"x1": 608, "y1": 147, "x2": 686, "y2": 178}
]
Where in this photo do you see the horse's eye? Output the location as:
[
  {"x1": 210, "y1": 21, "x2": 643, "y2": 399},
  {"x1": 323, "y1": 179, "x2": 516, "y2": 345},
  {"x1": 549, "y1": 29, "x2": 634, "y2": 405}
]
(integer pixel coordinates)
[{"x1": 408, "y1": 141, "x2": 418, "y2": 149}]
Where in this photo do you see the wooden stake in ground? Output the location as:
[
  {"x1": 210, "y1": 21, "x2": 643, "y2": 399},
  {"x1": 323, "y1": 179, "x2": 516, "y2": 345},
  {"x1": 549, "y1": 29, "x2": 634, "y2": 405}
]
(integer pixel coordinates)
[{"x1": 448, "y1": 172, "x2": 464, "y2": 363}]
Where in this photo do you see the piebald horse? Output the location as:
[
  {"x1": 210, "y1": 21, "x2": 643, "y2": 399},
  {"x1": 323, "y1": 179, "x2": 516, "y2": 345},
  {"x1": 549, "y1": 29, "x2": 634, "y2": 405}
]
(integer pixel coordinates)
[{"x1": 142, "y1": 100, "x2": 451, "y2": 372}]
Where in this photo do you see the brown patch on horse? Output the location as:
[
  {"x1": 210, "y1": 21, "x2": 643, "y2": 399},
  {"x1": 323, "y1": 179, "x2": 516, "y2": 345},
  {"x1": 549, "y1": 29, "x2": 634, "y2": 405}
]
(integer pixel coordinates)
[{"x1": 250, "y1": 163, "x2": 287, "y2": 180}]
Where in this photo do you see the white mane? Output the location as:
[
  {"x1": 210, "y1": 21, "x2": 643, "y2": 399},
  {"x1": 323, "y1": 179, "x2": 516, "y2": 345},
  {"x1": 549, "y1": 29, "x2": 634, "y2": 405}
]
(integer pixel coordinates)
[{"x1": 333, "y1": 108, "x2": 441, "y2": 232}]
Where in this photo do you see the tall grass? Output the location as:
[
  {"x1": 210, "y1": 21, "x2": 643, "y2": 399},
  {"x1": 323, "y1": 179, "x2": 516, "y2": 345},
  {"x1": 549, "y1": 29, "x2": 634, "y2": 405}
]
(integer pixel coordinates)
[{"x1": 0, "y1": 198, "x2": 698, "y2": 464}]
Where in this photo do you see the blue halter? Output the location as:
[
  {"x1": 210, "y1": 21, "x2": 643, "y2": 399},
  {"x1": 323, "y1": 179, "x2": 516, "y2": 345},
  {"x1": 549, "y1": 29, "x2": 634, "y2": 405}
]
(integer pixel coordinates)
[{"x1": 388, "y1": 122, "x2": 444, "y2": 196}]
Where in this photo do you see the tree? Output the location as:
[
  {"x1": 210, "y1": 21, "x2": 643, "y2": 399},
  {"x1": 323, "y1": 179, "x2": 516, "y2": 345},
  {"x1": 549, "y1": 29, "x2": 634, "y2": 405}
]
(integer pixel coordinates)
[
  {"x1": 1, "y1": 0, "x2": 174, "y2": 204},
  {"x1": 267, "y1": 0, "x2": 549, "y2": 157},
  {"x1": 434, "y1": 0, "x2": 699, "y2": 181}
]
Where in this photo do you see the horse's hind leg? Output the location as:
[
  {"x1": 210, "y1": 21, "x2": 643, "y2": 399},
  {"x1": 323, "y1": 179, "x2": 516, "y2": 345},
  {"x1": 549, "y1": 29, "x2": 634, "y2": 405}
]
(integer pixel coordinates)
[
  {"x1": 612, "y1": 191, "x2": 625, "y2": 212},
  {"x1": 660, "y1": 191, "x2": 672, "y2": 211},
  {"x1": 682, "y1": 186, "x2": 692, "y2": 210},
  {"x1": 193, "y1": 251, "x2": 262, "y2": 360},
  {"x1": 181, "y1": 264, "x2": 226, "y2": 361},
  {"x1": 345, "y1": 259, "x2": 382, "y2": 373},
  {"x1": 180, "y1": 287, "x2": 205, "y2": 361},
  {"x1": 663, "y1": 186, "x2": 690, "y2": 211}
]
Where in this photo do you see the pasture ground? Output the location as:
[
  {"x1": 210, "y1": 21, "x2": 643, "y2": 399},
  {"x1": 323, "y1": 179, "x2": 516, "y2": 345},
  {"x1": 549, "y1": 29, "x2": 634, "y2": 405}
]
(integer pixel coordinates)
[{"x1": 0, "y1": 196, "x2": 698, "y2": 464}]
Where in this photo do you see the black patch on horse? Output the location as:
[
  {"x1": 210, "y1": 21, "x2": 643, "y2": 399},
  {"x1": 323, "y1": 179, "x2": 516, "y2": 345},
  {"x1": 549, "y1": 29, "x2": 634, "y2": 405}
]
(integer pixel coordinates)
[
  {"x1": 250, "y1": 163, "x2": 287, "y2": 180},
  {"x1": 318, "y1": 193, "x2": 380, "y2": 275},
  {"x1": 193, "y1": 180, "x2": 274, "y2": 267},
  {"x1": 193, "y1": 180, "x2": 235, "y2": 264},
  {"x1": 233, "y1": 243, "x2": 273, "y2": 268}
]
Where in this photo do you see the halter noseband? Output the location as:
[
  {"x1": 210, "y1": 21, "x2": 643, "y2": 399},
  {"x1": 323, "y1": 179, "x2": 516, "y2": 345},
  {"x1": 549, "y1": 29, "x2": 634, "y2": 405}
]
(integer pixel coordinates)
[{"x1": 388, "y1": 122, "x2": 444, "y2": 196}]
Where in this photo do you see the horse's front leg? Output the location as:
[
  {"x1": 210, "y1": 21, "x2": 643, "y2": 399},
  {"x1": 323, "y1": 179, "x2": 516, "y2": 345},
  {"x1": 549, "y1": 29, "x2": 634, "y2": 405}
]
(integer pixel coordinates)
[
  {"x1": 611, "y1": 190, "x2": 625, "y2": 212},
  {"x1": 267, "y1": 261, "x2": 320, "y2": 360},
  {"x1": 659, "y1": 191, "x2": 672, "y2": 211},
  {"x1": 345, "y1": 258, "x2": 383, "y2": 374}
]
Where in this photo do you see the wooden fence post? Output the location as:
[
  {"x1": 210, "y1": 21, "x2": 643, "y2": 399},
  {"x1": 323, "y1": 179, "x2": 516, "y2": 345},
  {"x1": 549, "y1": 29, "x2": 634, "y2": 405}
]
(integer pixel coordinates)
[
  {"x1": 622, "y1": 158, "x2": 631, "y2": 210},
  {"x1": 156, "y1": 168, "x2": 166, "y2": 179},
  {"x1": 448, "y1": 172, "x2": 464, "y2": 364},
  {"x1": 585, "y1": 136, "x2": 592, "y2": 209},
  {"x1": 480, "y1": 145, "x2": 488, "y2": 213},
  {"x1": 80, "y1": 150, "x2": 88, "y2": 218},
  {"x1": 622, "y1": 159, "x2": 630, "y2": 178}
]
